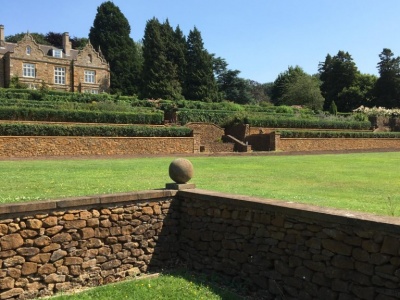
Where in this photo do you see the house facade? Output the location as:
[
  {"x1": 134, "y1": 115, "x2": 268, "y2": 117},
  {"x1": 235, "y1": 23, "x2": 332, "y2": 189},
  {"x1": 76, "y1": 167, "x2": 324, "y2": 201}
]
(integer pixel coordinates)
[{"x1": 0, "y1": 25, "x2": 110, "y2": 93}]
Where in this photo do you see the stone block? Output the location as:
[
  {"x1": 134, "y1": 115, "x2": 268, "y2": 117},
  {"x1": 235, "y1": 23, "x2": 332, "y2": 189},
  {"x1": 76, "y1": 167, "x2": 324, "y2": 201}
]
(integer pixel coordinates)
[
  {"x1": 45, "y1": 225, "x2": 63, "y2": 236},
  {"x1": 34, "y1": 236, "x2": 52, "y2": 247},
  {"x1": 0, "y1": 233, "x2": 23, "y2": 250},
  {"x1": 0, "y1": 277, "x2": 15, "y2": 289},
  {"x1": 44, "y1": 274, "x2": 66, "y2": 284},
  {"x1": 165, "y1": 183, "x2": 196, "y2": 190},
  {"x1": 26, "y1": 219, "x2": 42, "y2": 229},
  {"x1": 0, "y1": 288, "x2": 24, "y2": 300},
  {"x1": 50, "y1": 250, "x2": 67, "y2": 262},
  {"x1": 38, "y1": 264, "x2": 57, "y2": 275}
]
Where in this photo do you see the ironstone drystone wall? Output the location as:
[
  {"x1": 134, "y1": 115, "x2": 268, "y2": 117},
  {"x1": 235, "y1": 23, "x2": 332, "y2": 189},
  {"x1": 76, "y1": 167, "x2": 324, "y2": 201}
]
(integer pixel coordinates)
[
  {"x1": 0, "y1": 190, "x2": 180, "y2": 300},
  {"x1": 178, "y1": 189, "x2": 400, "y2": 300},
  {"x1": 0, "y1": 188, "x2": 400, "y2": 299}
]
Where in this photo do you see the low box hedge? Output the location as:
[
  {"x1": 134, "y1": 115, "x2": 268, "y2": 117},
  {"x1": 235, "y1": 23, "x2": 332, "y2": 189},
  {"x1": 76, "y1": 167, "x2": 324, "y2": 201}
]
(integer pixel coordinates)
[{"x1": 0, "y1": 123, "x2": 191, "y2": 137}]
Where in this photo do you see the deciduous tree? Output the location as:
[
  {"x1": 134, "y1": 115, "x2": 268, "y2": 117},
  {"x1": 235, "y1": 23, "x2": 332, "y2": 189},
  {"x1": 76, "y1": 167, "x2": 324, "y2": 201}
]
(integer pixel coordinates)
[
  {"x1": 280, "y1": 73, "x2": 324, "y2": 111},
  {"x1": 270, "y1": 66, "x2": 307, "y2": 105}
]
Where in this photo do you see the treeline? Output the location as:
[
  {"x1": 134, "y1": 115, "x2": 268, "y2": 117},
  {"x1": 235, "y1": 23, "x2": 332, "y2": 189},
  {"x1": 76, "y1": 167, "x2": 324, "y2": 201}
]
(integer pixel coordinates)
[
  {"x1": 270, "y1": 49, "x2": 400, "y2": 113},
  {"x1": 86, "y1": 1, "x2": 267, "y2": 104},
  {"x1": 6, "y1": 1, "x2": 400, "y2": 112}
]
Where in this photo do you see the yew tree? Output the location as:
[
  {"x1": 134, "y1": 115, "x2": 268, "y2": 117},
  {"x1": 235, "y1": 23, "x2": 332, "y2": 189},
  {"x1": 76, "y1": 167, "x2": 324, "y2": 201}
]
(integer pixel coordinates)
[{"x1": 89, "y1": 1, "x2": 141, "y2": 95}]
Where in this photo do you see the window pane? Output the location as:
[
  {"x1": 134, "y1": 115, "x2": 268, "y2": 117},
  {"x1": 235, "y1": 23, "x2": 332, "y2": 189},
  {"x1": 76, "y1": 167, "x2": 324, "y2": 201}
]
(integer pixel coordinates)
[
  {"x1": 23, "y1": 63, "x2": 35, "y2": 77},
  {"x1": 54, "y1": 67, "x2": 65, "y2": 84},
  {"x1": 84, "y1": 70, "x2": 95, "y2": 83}
]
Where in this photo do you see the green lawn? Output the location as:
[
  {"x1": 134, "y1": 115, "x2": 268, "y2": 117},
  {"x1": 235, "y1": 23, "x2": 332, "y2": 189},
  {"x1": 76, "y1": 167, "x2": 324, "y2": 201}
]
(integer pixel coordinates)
[
  {"x1": 49, "y1": 271, "x2": 242, "y2": 300},
  {"x1": 0, "y1": 152, "x2": 399, "y2": 216}
]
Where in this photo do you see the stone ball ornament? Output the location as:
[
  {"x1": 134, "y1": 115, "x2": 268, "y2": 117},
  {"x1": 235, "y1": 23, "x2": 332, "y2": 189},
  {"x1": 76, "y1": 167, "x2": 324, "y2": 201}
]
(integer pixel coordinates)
[{"x1": 169, "y1": 158, "x2": 194, "y2": 184}]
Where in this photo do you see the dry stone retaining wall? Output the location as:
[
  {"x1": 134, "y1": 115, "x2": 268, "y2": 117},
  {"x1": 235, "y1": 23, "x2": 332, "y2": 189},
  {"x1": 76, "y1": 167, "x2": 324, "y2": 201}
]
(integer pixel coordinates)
[
  {"x1": 276, "y1": 136, "x2": 400, "y2": 152},
  {"x1": 178, "y1": 189, "x2": 400, "y2": 300},
  {"x1": 0, "y1": 191, "x2": 180, "y2": 299},
  {"x1": 0, "y1": 136, "x2": 196, "y2": 158},
  {"x1": 0, "y1": 188, "x2": 400, "y2": 299}
]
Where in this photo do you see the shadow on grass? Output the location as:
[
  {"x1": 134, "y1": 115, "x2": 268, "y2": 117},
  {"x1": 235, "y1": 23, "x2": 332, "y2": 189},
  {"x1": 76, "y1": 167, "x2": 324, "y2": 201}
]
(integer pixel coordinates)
[{"x1": 162, "y1": 268, "x2": 248, "y2": 300}]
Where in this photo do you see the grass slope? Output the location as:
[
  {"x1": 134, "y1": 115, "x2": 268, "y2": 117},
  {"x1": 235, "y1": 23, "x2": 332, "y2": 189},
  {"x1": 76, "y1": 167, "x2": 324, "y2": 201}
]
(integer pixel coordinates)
[{"x1": 0, "y1": 152, "x2": 399, "y2": 216}]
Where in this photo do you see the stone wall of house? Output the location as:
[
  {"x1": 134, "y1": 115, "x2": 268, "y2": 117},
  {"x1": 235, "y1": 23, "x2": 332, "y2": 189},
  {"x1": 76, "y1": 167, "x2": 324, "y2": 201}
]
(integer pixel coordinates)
[
  {"x1": 0, "y1": 190, "x2": 180, "y2": 300},
  {"x1": 0, "y1": 136, "x2": 196, "y2": 158},
  {"x1": 178, "y1": 189, "x2": 400, "y2": 300},
  {"x1": 0, "y1": 57, "x2": 4, "y2": 88},
  {"x1": 274, "y1": 135, "x2": 400, "y2": 152},
  {"x1": 72, "y1": 43, "x2": 110, "y2": 93},
  {"x1": 1, "y1": 32, "x2": 110, "y2": 92},
  {"x1": 8, "y1": 35, "x2": 72, "y2": 91}
]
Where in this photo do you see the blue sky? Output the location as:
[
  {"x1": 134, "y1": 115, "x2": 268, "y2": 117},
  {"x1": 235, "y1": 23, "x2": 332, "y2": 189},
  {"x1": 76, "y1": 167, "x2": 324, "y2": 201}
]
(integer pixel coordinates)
[{"x1": 2, "y1": 0, "x2": 400, "y2": 83}]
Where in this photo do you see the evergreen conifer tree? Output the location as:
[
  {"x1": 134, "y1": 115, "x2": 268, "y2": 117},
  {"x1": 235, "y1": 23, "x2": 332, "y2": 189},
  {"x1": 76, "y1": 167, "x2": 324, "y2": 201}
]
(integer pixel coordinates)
[
  {"x1": 184, "y1": 27, "x2": 219, "y2": 102},
  {"x1": 89, "y1": 1, "x2": 141, "y2": 95},
  {"x1": 375, "y1": 48, "x2": 400, "y2": 108},
  {"x1": 141, "y1": 18, "x2": 183, "y2": 99}
]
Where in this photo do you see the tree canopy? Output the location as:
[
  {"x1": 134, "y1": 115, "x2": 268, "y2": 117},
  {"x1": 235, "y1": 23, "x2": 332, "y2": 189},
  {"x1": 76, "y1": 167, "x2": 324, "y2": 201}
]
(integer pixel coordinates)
[
  {"x1": 319, "y1": 51, "x2": 359, "y2": 111},
  {"x1": 184, "y1": 27, "x2": 219, "y2": 102},
  {"x1": 5, "y1": 1, "x2": 400, "y2": 109},
  {"x1": 141, "y1": 18, "x2": 183, "y2": 100},
  {"x1": 374, "y1": 48, "x2": 400, "y2": 108},
  {"x1": 89, "y1": 1, "x2": 141, "y2": 95},
  {"x1": 271, "y1": 66, "x2": 324, "y2": 110}
]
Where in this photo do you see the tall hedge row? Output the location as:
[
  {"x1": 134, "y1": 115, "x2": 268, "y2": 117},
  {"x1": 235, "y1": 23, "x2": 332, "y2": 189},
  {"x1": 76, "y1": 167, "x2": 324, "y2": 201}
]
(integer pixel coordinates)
[
  {"x1": 0, "y1": 123, "x2": 191, "y2": 137},
  {"x1": 279, "y1": 130, "x2": 400, "y2": 138},
  {"x1": 177, "y1": 109, "x2": 234, "y2": 125},
  {"x1": 0, "y1": 107, "x2": 164, "y2": 125},
  {"x1": 0, "y1": 98, "x2": 158, "y2": 113},
  {"x1": 248, "y1": 117, "x2": 371, "y2": 130}
]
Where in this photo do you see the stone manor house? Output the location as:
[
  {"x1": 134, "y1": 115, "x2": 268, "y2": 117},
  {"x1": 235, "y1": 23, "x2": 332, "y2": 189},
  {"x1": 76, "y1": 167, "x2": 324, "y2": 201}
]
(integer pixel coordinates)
[{"x1": 0, "y1": 25, "x2": 110, "y2": 93}]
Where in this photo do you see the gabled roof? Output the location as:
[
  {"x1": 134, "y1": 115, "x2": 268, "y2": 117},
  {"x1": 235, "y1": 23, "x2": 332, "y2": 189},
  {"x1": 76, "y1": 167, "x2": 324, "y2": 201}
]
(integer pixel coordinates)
[
  {"x1": 0, "y1": 42, "x2": 16, "y2": 55},
  {"x1": 1, "y1": 33, "x2": 82, "y2": 60}
]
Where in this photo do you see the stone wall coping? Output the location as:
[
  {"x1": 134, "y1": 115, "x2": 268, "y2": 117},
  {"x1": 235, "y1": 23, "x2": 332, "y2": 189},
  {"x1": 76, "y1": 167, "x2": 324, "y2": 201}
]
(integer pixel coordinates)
[
  {"x1": 0, "y1": 189, "x2": 177, "y2": 216},
  {"x1": 178, "y1": 189, "x2": 400, "y2": 233}
]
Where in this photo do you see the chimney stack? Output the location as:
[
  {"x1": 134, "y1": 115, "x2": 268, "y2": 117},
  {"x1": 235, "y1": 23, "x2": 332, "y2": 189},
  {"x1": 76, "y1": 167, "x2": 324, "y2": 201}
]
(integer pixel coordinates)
[
  {"x1": 0, "y1": 25, "x2": 5, "y2": 47},
  {"x1": 62, "y1": 32, "x2": 71, "y2": 56}
]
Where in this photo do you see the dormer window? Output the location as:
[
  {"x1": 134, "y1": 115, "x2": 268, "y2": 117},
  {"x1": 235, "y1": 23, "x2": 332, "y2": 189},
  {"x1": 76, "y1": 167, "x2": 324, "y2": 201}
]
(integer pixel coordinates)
[
  {"x1": 52, "y1": 49, "x2": 62, "y2": 58},
  {"x1": 26, "y1": 46, "x2": 31, "y2": 55}
]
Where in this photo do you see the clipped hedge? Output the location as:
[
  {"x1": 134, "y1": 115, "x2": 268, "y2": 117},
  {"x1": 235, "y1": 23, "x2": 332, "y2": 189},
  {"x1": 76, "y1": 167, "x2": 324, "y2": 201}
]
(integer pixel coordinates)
[
  {"x1": 0, "y1": 98, "x2": 157, "y2": 113},
  {"x1": 248, "y1": 117, "x2": 371, "y2": 130},
  {"x1": 0, "y1": 107, "x2": 164, "y2": 125},
  {"x1": 177, "y1": 109, "x2": 235, "y2": 125},
  {"x1": 279, "y1": 130, "x2": 400, "y2": 139},
  {"x1": 0, "y1": 123, "x2": 191, "y2": 137}
]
